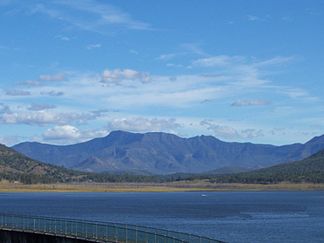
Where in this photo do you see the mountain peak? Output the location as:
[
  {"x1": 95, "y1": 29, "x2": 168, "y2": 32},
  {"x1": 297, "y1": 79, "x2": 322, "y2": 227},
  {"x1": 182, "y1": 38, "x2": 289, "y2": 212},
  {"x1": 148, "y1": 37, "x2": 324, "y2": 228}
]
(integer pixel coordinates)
[
  {"x1": 306, "y1": 134, "x2": 324, "y2": 145},
  {"x1": 108, "y1": 130, "x2": 134, "y2": 136},
  {"x1": 105, "y1": 130, "x2": 144, "y2": 144}
]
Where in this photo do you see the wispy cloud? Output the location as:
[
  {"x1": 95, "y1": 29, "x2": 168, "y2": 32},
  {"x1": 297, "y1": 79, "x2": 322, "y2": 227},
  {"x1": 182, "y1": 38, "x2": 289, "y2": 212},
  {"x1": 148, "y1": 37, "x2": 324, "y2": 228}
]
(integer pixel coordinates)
[
  {"x1": 5, "y1": 89, "x2": 31, "y2": 96},
  {"x1": 0, "y1": 103, "x2": 10, "y2": 114},
  {"x1": 277, "y1": 87, "x2": 318, "y2": 101},
  {"x1": 39, "y1": 73, "x2": 65, "y2": 82},
  {"x1": 157, "y1": 52, "x2": 186, "y2": 61},
  {"x1": 55, "y1": 35, "x2": 71, "y2": 41},
  {"x1": 247, "y1": 14, "x2": 270, "y2": 22},
  {"x1": 0, "y1": 109, "x2": 102, "y2": 126},
  {"x1": 193, "y1": 55, "x2": 293, "y2": 68},
  {"x1": 247, "y1": 15, "x2": 261, "y2": 21},
  {"x1": 200, "y1": 119, "x2": 264, "y2": 140},
  {"x1": 40, "y1": 90, "x2": 64, "y2": 97},
  {"x1": 1, "y1": 52, "x2": 320, "y2": 145},
  {"x1": 192, "y1": 55, "x2": 244, "y2": 67},
  {"x1": 28, "y1": 104, "x2": 56, "y2": 111},
  {"x1": 86, "y1": 43, "x2": 101, "y2": 50},
  {"x1": 42, "y1": 124, "x2": 107, "y2": 144},
  {"x1": 28, "y1": 0, "x2": 152, "y2": 33},
  {"x1": 22, "y1": 73, "x2": 66, "y2": 87},
  {"x1": 101, "y1": 68, "x2": 150, "y2": 85},
  {"x1": 231, "y1": 99, "x2": 271, "y2": 107},
  {"x1": 180, "y1": 43, "x2": 207, "y2": 56},
  {"x1": 7, "y1": 54, "x2": 314, "y2": 112},
  {"x1": 106, "y1": 117, "x2": 181, "y2": 134},
  {"x1": 43, "y1": 124, "x2": 80, "y2": 140}
]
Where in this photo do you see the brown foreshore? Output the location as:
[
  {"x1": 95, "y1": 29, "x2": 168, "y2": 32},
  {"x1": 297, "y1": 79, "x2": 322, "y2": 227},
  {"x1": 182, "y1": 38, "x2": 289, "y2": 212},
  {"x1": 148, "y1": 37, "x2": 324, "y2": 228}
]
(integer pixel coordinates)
[{"x1": 0, "y1": 181, "x2": 324, "y2": 192}]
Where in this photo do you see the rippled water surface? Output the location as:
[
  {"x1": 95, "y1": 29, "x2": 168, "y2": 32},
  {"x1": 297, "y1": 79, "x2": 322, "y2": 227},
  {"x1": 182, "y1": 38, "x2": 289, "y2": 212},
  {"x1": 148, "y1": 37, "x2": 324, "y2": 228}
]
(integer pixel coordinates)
[{"x1": 0, "y1": 191, "x2": 323, "y2": 243}]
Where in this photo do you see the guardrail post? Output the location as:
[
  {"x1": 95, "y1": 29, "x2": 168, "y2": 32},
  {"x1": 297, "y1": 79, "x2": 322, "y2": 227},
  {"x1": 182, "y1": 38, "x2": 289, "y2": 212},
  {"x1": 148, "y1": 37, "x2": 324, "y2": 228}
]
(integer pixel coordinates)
[
  {"x1": 114, "y1": 224, "x2": 117, "y2": 242},
  {"x1": 33, "y1": 219, "x2": 36, "y2": 231},
  {"x1": 105, "y1": 224, "x2": 108, "y2": 241},
  {"x1": 96, "y1": 223, "x2": 98, "y2": 240},
  {"x1": 135, "y1": 226, "x2": 138, "y2": 243},
  {"x1": 126, "y1": 224, "x2": 128, "y2": 243}
]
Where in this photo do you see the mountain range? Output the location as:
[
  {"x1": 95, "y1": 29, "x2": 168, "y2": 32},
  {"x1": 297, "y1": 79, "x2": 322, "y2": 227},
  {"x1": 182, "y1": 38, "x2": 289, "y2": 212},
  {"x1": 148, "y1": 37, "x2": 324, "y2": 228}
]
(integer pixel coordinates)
[{"x1": 12, "y1": 130, "x2": 324, "y2": 174}]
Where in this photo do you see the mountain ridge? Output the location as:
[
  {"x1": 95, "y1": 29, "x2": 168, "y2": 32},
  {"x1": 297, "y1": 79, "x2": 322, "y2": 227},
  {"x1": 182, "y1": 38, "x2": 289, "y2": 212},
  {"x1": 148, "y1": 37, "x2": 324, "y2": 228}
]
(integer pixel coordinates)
[
  {"x1": 210, "y1": 149, "x2": 324, "y2": 183},
  {"x1": 12, "y1": 130, "x2": 324, "y2": 174}
]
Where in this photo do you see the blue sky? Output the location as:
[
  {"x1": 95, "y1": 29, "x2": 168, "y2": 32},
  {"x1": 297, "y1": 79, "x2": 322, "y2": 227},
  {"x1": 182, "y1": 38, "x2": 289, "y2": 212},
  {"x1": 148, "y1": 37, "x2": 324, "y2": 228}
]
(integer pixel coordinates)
[{"x1": 0, "y1": 0, "x2": 324, "y2": 146}]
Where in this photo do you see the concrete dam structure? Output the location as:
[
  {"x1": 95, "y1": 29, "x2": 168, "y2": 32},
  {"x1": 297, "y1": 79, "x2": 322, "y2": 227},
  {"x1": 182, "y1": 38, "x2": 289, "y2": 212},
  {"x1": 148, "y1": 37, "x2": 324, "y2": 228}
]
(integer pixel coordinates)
[
  {"x1": 0, "y1": 213, "x2": 225, "y2": 243},
  {"x1": 0, "y1": 229, "x2": 91, "y2": 243}
]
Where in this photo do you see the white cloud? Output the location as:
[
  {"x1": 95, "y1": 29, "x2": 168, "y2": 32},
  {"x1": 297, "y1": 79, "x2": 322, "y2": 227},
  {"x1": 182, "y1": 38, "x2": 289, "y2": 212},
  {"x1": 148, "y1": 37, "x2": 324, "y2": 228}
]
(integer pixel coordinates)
[
  {"x1": 13, "y1": 57, "x2": 312, "y2": 112},
  {"x1": 39, "y1": 73, "x2": 65, "y2": 82},
  {"x1": 247, "y1": 15, "x2": 270, "y2": 22},
  {"x1": 0, "y1": 135, "x2": 22, "y2": 146},
  {"x1": 231, "y1": 99, "x2": 271, "y2": 107},
  {"x1": 279, "y1": 87, "x2": 317, "y2": 100},
  {"x1": 200, "y1": 120, "x2": 264, "y2": 140},
  {"x1": 247, "y1": 15, "x2": 261, "y2": 21},
  {"x1": 0, "y1": 53, "x2": 318, "y2": 145},
  {"x1": 106, "y1": 117, "x2": 181, "y2": 133},
  {"x1": 157, "y1": 52, "x2": 187, "y2": 61},
  {"x1": 0, "y1": 110, "x2": 101, "y2": 125},
  {"x1": 42, "y1": 125, "x2": 108, "y2": 144},
  {"x1": 56, "y1": 35, "x2": 70, "y2": 41},
  {"x1": 40, "y1": 90, "x2": 64, "y2": 96},
  {"x1": 22, "y1": 73, "x2": 66, "y2": 87},
  {"x1": 28, "y1": 104, "x2": 56, "y2": 111},
  {"x1": 101, "y1": 68, "x2": 150, "y2": 84},
  {"x1": 193, "y1": 55, "x2": 243, "y2": 67},
  {"x1": 30, "y1": 0, "x2": 152, "y2": 32},
  {"x1": 180, "y1": 43, "x2": 207, "y2": 56},
  {"x1": 0, "y1": 103, "x2": 10, "y2": 114},
  {"x1": 5, "y1": 90, "x2": 31, "y2": 96},
  {"x1": 253, "y1": 56, "x2": 294, "y2": 67},
  {"x1": 86, "y1": 43, "x2": 101, "y2": 50},
  {"x1": 43, "y1": 125, "x2": 80, "y2": 140},
  {"x1": 192, "y1": 55, "x2": 293, "y2": 68}
]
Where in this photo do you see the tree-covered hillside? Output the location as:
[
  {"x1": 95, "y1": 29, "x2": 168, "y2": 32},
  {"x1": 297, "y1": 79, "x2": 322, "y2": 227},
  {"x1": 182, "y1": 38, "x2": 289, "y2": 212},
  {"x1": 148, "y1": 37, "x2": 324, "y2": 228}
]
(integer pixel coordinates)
[
  {"x1": 209, "y1": 150, "x2": 324, "y2": 184},
  {"x1": 0, "y1": 144, "x2": 84, "y2": 184}
]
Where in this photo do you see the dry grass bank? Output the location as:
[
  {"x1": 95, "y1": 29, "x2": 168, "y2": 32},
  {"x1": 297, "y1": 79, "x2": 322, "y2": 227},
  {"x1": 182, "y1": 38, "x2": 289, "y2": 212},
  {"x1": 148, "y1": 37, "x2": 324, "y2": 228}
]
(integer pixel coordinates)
[{"x1": 1, "y1": 181, "x2": 324, "y2": 192}]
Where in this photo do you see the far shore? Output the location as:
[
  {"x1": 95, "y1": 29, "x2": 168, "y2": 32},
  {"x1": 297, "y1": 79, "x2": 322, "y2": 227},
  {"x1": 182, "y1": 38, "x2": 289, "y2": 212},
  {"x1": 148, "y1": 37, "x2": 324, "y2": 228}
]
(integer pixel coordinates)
[{"x1": 1, "y1": 181, "x2": 324, "y2": 192}]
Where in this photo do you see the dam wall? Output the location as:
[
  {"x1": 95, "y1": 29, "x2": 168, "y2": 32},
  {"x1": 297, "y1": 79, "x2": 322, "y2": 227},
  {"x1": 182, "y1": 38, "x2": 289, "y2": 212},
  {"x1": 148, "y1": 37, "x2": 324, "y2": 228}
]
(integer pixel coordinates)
[{"x1": 0, "y1": 229, "x2": 94, "y2": 243}]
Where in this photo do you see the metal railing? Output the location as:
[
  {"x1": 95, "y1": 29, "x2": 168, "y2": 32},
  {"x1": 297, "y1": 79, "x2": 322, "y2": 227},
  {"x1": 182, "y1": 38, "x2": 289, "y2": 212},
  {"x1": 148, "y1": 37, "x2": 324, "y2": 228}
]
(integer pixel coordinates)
[{"x1": 0, "y1": 213, "x2": 225, "y2": 243}]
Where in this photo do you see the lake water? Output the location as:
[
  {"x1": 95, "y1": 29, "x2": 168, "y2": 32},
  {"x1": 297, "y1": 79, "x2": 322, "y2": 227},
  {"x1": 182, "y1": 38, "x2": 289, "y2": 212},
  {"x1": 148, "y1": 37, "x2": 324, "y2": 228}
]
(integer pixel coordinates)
[{"x1": 0, "y1": 191, "x2": 323, "y2": 243}]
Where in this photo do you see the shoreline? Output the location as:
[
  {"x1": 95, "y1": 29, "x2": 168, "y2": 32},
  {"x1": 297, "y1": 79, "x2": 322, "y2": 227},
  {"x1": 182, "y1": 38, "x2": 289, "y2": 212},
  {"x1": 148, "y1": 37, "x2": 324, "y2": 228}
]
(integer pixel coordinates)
[{"x1": 1, "y1": 181, "x2": 324, "y2": 192}]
